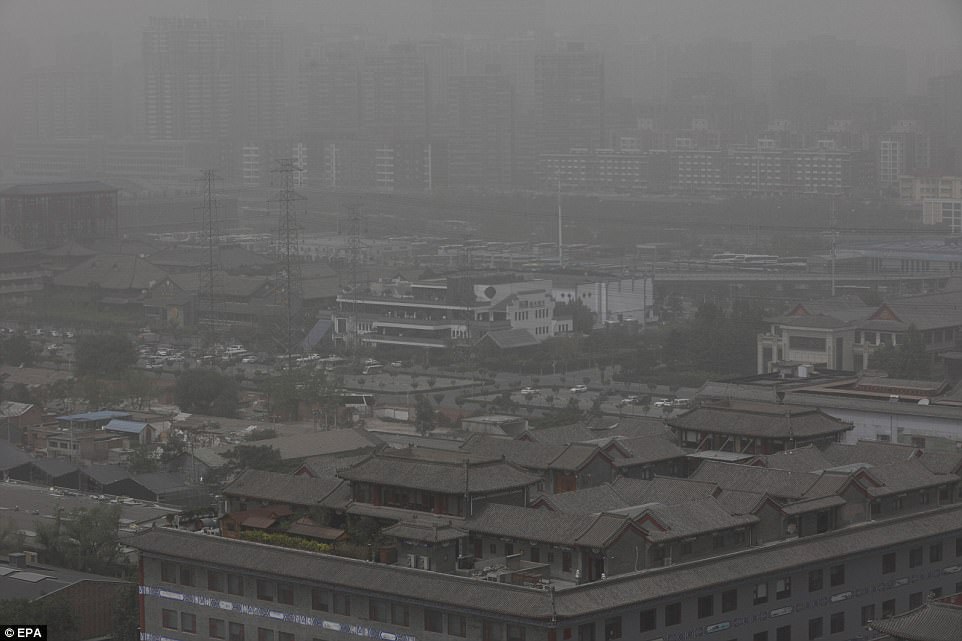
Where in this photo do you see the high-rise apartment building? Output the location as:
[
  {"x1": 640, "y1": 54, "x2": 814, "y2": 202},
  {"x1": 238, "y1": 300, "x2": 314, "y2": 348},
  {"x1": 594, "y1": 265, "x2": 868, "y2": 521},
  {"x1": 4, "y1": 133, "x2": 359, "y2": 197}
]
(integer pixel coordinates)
[
  {"x1": 142, "y1": 17, "x2": 287, "y2": 142},
  {"x1": 534, "y1": 43, "x2": 604, "y2": 158},
  {"x1": 360, "y1": 44, "x2": 429, "y2": 140},
  {"x1": 445, "y1": 73, "x2": 515, "y2": 189}
]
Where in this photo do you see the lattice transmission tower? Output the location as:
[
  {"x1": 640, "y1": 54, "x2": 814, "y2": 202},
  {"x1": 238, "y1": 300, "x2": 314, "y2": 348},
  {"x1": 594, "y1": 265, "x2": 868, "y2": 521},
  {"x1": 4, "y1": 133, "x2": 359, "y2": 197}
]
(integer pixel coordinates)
[
  {"x1": 269, "y1": 158, "x2": 305, "y2": 371},
  {"x1": 196, "y1": 169, "x2": 221, "y2": 340}
]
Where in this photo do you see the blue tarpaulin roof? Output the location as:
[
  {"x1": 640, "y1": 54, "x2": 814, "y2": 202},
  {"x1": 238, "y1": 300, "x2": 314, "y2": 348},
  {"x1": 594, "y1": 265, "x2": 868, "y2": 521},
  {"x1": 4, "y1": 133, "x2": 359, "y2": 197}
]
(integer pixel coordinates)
[{"x1": 103, "y1": 419, "x2": 151, "y2": 434}]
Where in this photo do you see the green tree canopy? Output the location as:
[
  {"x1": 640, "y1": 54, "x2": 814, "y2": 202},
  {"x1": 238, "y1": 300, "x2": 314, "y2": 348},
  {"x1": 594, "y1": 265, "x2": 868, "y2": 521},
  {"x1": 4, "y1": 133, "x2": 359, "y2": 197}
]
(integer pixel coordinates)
[
  {"x1": 75, "y1": 334, "x2": 136, "y2": 377},
  {"x1": 555, "y1": 299, "x2": 596, "y2": 334},
  {"x1": 223, "y1": 444, "x2": 285, "y2": 472},
  {"x1": 414, "y1": 394, "x2": 436, "y2": 435},
  {"x1": 0, "y1": 335, "x2": 34, "y2": 366},
  {"x1": 34, "y1": 503, "x2": 123, "y2": 574},
  {"x1": 174, "y1": 368, "x2": 239, "y2": 417},
  {"x1": 0, "y1": 597, "x2": 76, "y2": 639},
  {"x1": 871, "y1": 326, "x2": 933, "y2": 380}
]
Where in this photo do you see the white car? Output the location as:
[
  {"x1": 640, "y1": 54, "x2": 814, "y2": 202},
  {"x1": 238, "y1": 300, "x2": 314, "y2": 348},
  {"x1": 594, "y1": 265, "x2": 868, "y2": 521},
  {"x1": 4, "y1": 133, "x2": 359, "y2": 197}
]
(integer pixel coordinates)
[
  {"x1": 653, "y1": 399, "x2": 672, "y2": 407},
  {"x1": 520, "y1": 387, "x2": 538, "y2": 395},
  {"x1": 569, "y1": 384, "x2": 588, "y2": 393},
  {"x1": 241, "y1": 355, "x2": 258, "y2": 363}
]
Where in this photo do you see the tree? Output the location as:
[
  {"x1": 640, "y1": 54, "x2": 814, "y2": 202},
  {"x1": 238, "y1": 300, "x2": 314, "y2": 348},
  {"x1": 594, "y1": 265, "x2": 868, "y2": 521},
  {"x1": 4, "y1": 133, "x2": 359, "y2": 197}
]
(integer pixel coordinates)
[
  {"x1": 35, "y1": 504, "x2": 123, "y2": 574},
  {"x1": 174, "y1": 369, "x2": 239, "y2": 417},
  {"x1": 871, "y1": 326, "x2": 933, "y2": 380},
  {"x1": 555, "y1": 299, "x2": 595, "y2": 334},
  {"x1": 127, "y1": 444, "x2": 159, "y2": 474},
  {"x1": 223, "y1": 444, "x2": 284, "y2": 472},
  {"x1": 0, "y1": 335, "x2": 34, "y2": 366},
  {"x1": 75, "y1": 334, "x2": 136, "y2": 377},
  {"x1": 111, "y1": 585, "x2": 140, "y2": 641},
  {"x1": 0, "y1": 517, "x2": 24, "y2": 554},
  {"x1": 414, "y1": 395, "x2": 436, "y2": 435},
  {"x1": 123, "y1": 370, "x2": 154, "y2": 410},
  {"x1": 0, "y1": 598, "x2": 76, "y2": 639}
]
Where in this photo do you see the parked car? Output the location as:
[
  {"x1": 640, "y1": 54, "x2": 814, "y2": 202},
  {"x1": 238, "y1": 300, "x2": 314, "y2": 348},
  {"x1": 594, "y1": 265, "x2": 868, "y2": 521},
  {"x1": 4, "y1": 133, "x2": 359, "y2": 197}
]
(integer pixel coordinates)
[
  {"x1": 653, "y1": 398, "x2": 672, "y2": 407},
  {"x1": 672, "y1": 398, "x2": 691, "y2": 409},
  {"x1": 618, "y1": 396, "x2": 639, "y2": 406},
  {"x1": 570, "y1": 384, "x2": 588, "y2": 393},
  {"x1": 520, "y1": 387, "x2": 538, "y2": 395}
]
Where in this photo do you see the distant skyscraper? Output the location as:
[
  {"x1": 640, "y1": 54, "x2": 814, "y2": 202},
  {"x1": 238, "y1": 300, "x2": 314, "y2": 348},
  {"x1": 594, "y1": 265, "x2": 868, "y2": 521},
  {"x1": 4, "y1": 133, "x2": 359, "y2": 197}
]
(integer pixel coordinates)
[
  {"x1": 20, "y1": 68, "x2": 112, "y2": 139},
  {"x1": 534, "y1": 43, "x2": 604, "y2": 157},
  {"x1": 430, "y1": 0, "x2": 546, "y2": 37},
  {"x1": 142, "y1": 17, "x2": 287, "y2": 142},
  {"x1": 360, "y1": 43, "x2": 429, "y2": 140},
  {"x1": 445, "y1": 73, "x2": 514, "y2": 189},
  {"x1": 927, "y1": 70, "x2": 962, "y2": 173},
  {"x1": 297, "y1": 39, "x2": 365, "y2": 137}
]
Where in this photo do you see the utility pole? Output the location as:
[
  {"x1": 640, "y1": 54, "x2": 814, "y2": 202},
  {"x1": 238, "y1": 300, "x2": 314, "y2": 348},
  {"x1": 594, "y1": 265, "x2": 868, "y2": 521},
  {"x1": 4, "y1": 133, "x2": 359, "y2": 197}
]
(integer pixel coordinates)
[
  {"x1": 557, "y1": 173, "x2": 564, "y2": 269},
  {"x1": 830, "y1": 196, "x2": 838, "y2": 297},
  {"x1": 270, "y1": 159, "x2": 305, "y2": 372},
  {"x1": 343, "y1": 203, "x2": 364, "y2": 365}
]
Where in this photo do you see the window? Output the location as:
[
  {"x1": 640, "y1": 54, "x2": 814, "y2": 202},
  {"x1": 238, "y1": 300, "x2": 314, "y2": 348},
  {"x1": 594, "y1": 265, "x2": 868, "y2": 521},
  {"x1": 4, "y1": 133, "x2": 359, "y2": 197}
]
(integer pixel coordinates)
[
  {"x1": 504, "y1": 543, "x2": 514, "y2": 556},
  {"x1": 808, "y1": 617, "x2": 822, "y2": 640},
  {"x1": 334, "y1": 594, "x2": 350, "y2": 616},
  {"x1": 311, "y1": 588, "x2": 329, "y2": 611},
  {"x1": 957, "y1": 537, "x2": 962, "y2": 557},
  {"x1": 910, "y1": 592, "x2": 924, "y2": 608},
  {"x1": 861, "y1": 605, "x2": 875, "y2": 625},
  {"x1": 910, "y1": 547, "x2": 923, "y2": 568},
  {"x1": 162, "y1": 609, "x2": 178, "y2": 630},
  {"x1": 257, "y1": 629, "x2": 274, "y2": 641},
  {"x1": 808, "y1": 569, "x2": 823, "y2": 592},
  {"x1": 665, "y1": 603, "x2": 682, "y2": 626},
  {"x1": 278, "y1": 634, "x2": 293, "y2": 641},
  {"x1": 930, "y1": 543, "x2": 943, "y2": 563},
  {"x1": 179, "y1": 566, "x2": 195, "y2": 587},
  {"x1": 776, "y1": 625, "x2": 791, "y2": 641},
  {"x1": 562, "y1": 551, "x2": 572, "y2": 572},
  {"x1": 830, "y1": 612, "x2": 844, "y2": 634},
  {"x1": 448, "y1": 614, "x2": 466, "y2": 637},
  {"x1": 181, "y1": 613, "x2": 197, "y2": 634},
  {"x1": 210, "y1": 619, "x2": 226, "y2": 639},
  {"x1": 424, "y1": 610, "x2": 443, "y2": 633},
  {"x1": 161, "y1": 562, "x2": 177, "y2": 583},
  {"x1": 788, "y1": 336, "x2": 826, "y2": 351},
  {"x1": 490, "y1": 543, "x2": 497, "y2": 554},
  {"x1": 776, "y1": 578, "x2": 791, "y2": 599},
  {"x1": 391, "y1": 604, "x2": 410, "y2": 627},
  {"x1": 508, "y1": 624, "x2": 526, "y2": 641},
  {"x1": 829, "y1": 564, "x2": 845, "y2": 586},
  {"x1": 753, "y1": 582, "x2": 769, "y2": 605},
  {"x1": 882, "y1": 552, "x2": 896, "y2": 574},
  {"x1": 257, "y1": 580, "x2": 274, "y2": 601},
  {"x1": 722, "y1": 589, "x2": 737, "y2": 613},
  {"x1": 277, "y1": 583, "x2": 294, "y2": 605},
  {"x1": 228, "y1": 574, "x2": 245, "y2": 596},
  {"x1": 603, "y1": 618, "x2": 621, "y2": 640},
  {"x1": 483, "y1": 622, "x2": 504, "y2": 641},
  {"x1": 639, "y1": 609, "x2": 656, "y2": 632},
  {"x1": 882, "y1": 599, "x2": 896, "y2": 619},
  {"x1": 369, "y1": 599, "x2": 388, "y2": 622},
  {"x1": 229, "y1": 622, "x2": 245, "y2": 641},
  {"x1": 530, "y1": 547, "x2": 540, "y2": 563},
  {"x1": 208, "y1": 571, "x2": 225, "y2": 592},
  {"x1": 698, "y1": 595, "x2": 714, "y2": 618},
  {"x1": 578, "y1": 624, "x2": 595, "y2": 641},
  {"x1": 753, "y1": 633, "x2": 768, "y2": 641}
]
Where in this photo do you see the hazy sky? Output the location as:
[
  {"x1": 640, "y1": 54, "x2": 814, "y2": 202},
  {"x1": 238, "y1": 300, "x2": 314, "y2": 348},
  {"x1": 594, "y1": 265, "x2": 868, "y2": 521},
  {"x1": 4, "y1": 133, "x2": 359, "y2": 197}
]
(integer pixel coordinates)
[{"x1": 1, "y1": 0, "x2": 960, "y2": 66}]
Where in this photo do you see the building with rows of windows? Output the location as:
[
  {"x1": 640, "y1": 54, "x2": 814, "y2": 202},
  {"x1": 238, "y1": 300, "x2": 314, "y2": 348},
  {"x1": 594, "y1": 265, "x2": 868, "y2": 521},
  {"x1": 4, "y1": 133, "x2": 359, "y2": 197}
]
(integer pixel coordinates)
[
  {"x1": 132, "y1": 415, "x2": 962, "y2": 641},
  {"x1": 135, "y1": 505, "x2": 962, "y2": 641}
]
